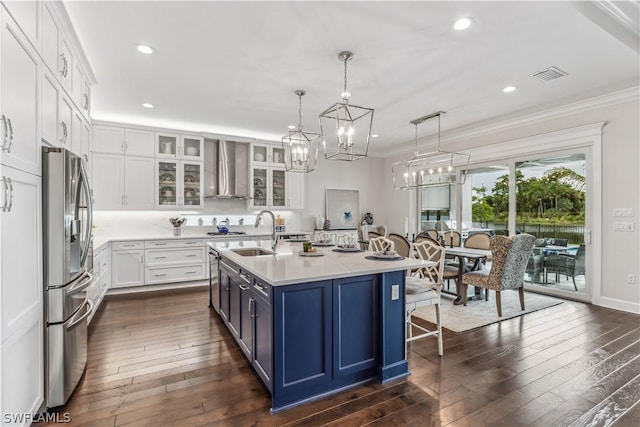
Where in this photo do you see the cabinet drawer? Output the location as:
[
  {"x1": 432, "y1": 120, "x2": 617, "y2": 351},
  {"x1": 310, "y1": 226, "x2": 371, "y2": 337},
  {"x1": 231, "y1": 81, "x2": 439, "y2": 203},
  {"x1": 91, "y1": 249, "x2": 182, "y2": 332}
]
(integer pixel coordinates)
[
  {"x1": 146, "y1": 264, "x2": 205, "y2": 284},
  {"x1": 253, "y1": 277, "x2": 271, "y2": 304},
  {"x1": 145, "y1": 248, "x2": 206, "y2": 266},
  {"x1": 112, "y1": 241, "x2": 144, "y2": 250},
  {"x1": 145, "y1": 239, "x2": 204, "y2": 249}
]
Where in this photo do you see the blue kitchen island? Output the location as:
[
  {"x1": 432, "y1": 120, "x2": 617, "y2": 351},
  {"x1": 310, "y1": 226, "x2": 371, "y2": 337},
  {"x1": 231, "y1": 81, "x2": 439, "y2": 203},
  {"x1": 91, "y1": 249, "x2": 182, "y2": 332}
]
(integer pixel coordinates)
[{"x1": 211, "y1": 241, "x2": 430, "y2": 413}]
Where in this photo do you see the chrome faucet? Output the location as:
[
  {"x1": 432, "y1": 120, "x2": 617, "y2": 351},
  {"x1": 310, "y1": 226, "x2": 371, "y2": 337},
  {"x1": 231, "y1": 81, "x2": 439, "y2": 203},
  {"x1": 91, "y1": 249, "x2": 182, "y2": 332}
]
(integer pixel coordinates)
[{"x1": 255, "y1": 210, "x2": 277, "y2": 251}]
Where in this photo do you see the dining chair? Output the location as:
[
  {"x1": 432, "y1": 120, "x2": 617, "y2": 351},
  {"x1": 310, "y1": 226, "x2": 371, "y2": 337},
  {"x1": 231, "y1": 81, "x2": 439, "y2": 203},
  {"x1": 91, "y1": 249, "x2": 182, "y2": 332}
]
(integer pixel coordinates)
[
  {"x1": 405, "y1": 239, "x2": 445, "y2": 356},
  {"x1": 369, "y1": 236, "x2": 394, "y2": 253},
  {"x1": 460, "y1": 233, "x2": 535, "y2": 316},
  {"x1": 442, "y1": 230, "x2": 462, "y2": 247},
  {"x1": 415, "y1": 233, "x2": 439, "y2": 245},
  {"x1": 388, "y1": 233, "x2": 411, "y2": 258}
]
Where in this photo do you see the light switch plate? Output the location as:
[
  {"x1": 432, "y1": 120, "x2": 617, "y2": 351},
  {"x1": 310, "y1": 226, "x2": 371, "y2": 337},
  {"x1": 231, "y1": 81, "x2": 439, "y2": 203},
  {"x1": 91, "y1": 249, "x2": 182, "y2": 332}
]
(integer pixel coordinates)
[
  {"x1": 391, "y1": 284, "x2": 399, "y2": 300},
  {"x1": 613, "y1": 208, "x2": 634, "y2": 217},
  {"x1": 613, "y1": 222, "x2": 634, "y2": 232}
]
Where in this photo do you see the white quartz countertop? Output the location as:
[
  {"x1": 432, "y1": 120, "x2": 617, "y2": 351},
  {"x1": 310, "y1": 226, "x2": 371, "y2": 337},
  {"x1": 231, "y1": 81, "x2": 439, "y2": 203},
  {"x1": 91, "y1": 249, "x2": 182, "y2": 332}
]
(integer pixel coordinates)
[
  {"x1": 92, "y1": 231, "x2": 297, "y2": 251},
  {"x1": 211, "y1": 241, "x2": 432, "y2": 286}
]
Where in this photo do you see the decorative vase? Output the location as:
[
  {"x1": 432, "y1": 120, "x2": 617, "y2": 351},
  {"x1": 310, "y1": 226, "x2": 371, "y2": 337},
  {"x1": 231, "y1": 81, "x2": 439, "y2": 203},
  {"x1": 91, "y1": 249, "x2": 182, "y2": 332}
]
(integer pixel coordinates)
[
  {"x1": 173, "y1": 226, "x2": 181, "y2": 236},
  {"x1": 316, "y1": 216, "x2": 324, "y2": 230}
]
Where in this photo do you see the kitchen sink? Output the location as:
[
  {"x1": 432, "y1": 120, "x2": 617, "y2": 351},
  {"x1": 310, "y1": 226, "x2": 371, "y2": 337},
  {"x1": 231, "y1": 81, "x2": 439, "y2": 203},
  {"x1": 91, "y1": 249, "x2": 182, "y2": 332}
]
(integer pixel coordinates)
[{"x1": 231, "y1": 248, "x2": 275, "y2": 256}]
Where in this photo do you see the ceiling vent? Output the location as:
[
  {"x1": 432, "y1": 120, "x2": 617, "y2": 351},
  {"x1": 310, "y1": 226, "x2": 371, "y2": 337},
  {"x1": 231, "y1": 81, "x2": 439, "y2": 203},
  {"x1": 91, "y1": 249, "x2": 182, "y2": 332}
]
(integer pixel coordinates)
[{"x1": 530, "y1": 66, "x2": 568, "y2": 82}]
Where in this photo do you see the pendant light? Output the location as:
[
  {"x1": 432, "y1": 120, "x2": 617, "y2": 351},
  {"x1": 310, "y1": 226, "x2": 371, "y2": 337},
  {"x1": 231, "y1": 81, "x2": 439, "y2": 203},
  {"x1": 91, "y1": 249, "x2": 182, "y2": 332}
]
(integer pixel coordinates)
[
  {"x1": 392, "y1": 111, "x2": 470, "y2": 190},
  {"x1": 319, "y1": 51, "x2": 374, "y2": 161},
  {"x1": 282, "y1": 90, "x2": 320, "y2": 173}
]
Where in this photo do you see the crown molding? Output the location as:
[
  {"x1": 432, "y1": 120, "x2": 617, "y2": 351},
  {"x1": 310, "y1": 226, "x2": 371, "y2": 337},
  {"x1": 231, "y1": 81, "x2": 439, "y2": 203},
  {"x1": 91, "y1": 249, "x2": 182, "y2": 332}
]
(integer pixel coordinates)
[{"x1": 380, "y1": 86, "x2": 639, "y2": 158}]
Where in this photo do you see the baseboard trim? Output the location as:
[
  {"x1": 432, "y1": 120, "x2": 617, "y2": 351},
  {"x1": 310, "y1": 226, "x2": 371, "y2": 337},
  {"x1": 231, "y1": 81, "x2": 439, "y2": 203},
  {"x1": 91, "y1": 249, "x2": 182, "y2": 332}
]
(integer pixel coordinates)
[{"x1": 595, "y1": 296, "x2": 640, "y2": 314}]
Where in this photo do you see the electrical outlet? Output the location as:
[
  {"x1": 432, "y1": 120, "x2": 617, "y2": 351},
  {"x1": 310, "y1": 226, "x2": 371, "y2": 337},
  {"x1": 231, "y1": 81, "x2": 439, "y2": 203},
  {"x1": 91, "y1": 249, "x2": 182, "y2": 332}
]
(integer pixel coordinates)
[
  {"x1": 627, "y1": 274, "x2": 636, "y2": 284},
  {"x1": 391, "y1": 284, "x2": 399, "y2": 300},
  {"x1": 613, "y1": 222, "x2": 634, "y2": 232}
]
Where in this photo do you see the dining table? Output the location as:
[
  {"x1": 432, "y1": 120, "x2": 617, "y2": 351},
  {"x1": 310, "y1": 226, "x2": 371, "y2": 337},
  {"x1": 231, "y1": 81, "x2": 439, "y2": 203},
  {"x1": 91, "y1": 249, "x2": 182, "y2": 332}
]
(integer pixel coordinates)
[{"x1": 443, "y1": 246, "x2": 492, "y2": 305}]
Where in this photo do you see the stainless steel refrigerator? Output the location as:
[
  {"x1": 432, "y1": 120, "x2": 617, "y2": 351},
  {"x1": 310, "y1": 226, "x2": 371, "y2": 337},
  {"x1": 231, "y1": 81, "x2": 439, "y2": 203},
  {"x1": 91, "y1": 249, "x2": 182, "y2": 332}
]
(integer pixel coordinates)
[{"x1": 42, "y1": 147, "x2": 94, "y2": 408}]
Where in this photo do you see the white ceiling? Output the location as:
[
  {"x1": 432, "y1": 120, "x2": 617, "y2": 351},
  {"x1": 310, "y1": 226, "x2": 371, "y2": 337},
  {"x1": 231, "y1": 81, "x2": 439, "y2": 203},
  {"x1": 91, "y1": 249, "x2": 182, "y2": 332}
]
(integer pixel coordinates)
[{"x1": 64, "y1": 1, "x2": 640, "y2": 157}]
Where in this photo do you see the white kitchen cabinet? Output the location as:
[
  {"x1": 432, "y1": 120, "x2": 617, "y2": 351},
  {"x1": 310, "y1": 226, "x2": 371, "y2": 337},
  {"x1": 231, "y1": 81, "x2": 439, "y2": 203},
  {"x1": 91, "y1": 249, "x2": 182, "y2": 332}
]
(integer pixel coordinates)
[
  {"x1": 156, "y1": 132, "x2": 203, "y2": 161},
  {"x1": 92, "y1": 125, "x2": 124, "y2": 154},
  {"x1": 93, "y1": 125, "x2": 155, "y2": 157},
  {"x1": 81, "y1": 77, "x2": 90, "y2": 117},
  {"x1": 144, "y1": 239, "x2": 206, "y2": 285},
  {"x1": 58, "y1": 94, "x2": 73, "y2": 150},
  {"x1": 92, "y1": 153, "x2": 125, "y2": 209},
  {"x1": 72, "y1": 60, "x2": 83, "y2": 109},
  {"x1": 88, "y1": 243, "x2": 109, "y2": 324},
  {"x1": 125, "y1": 128, "x2": 154, "y2": 157},
  {"x1": 124, "y1": 156, "x2": 155, "y2": 210},
  {"x1": 250, "y1": 166, "x2": 289, "y2": 209},
  {"x1": 92, "y1": 153, "x2": 154, "y2": 210},
  {"x1": 287, "y1": 171, "x2": 304, "y2": 210},
  {"x1": 252, "y1": 143, "x2": 285, "y2": 166},
  {"x1": 0, "y1": 7, "x2": 40, "y2": 175},
  {"x1": 81, "y1": 120, "x2": 91, "y2": 168},
  {"x1": 41, "y1": 70, "x2": 60, "y2": 147},
  {"x1": 111, "y1": 248, "x2": 145, "y2": 288},
  {"x1": 71, "y1": 107, "x2": 83, "y2": 156},
  {"x1": 2, "y1": 0, "x2": 38, "y2": 50},
  {"x1": 0, "y1": 165, "x2": 43, "y2": 418},
  {"x1": 41, "y1": 2, "x2": 59, "y2": 75},
  {"x1": 58, "y1": 33, "x2": 74, "y2": 92},
  {"x1": 156, "y1": 159, "x2": 203, "y2": 209}
]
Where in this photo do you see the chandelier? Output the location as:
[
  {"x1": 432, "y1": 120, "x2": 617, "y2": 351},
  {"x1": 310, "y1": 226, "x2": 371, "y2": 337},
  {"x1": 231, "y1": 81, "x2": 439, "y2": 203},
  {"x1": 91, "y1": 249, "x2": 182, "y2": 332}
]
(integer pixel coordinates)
[
  {"x1": 319, "y1": 51, "x2": 374, "y2": 161},
  {"x1": 392, "y1": 111, "x2": 470, "y2": 190},
  {"x1": 282, "y1": 90, "x2": 320, "y2": 173}
]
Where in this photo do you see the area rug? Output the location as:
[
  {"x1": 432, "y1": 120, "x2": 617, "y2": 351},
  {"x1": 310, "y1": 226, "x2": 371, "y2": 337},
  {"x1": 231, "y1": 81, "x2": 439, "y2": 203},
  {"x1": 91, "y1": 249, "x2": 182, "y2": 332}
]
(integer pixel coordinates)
[{"x1": 412, "y1": 291, "x2": 563, "y2": 333}]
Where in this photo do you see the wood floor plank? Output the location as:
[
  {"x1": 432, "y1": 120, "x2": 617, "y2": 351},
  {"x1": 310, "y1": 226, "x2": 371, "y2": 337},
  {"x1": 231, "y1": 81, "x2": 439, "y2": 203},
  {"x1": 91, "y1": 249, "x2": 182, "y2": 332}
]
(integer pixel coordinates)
[{"x1": 33, "y1": 288, "x2": 639, "y2": 427}]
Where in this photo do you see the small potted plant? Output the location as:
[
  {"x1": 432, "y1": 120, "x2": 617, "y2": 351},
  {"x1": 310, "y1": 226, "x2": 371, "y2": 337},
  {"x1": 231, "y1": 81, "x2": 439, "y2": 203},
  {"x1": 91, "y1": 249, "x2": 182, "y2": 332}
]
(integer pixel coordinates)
[{"x1": 169, "y1": 217, "x2": 186, "y2": 236}]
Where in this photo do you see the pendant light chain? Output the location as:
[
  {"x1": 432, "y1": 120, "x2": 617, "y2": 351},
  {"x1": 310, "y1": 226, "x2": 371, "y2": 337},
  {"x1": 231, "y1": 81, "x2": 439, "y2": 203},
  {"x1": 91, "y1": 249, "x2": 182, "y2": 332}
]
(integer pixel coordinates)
[
  {"x1": 343, "y1": 58, "x2": 348, "y2": 100},
  {"x1": 298, "y1": 92, "x2": 303, "y2": 131}
]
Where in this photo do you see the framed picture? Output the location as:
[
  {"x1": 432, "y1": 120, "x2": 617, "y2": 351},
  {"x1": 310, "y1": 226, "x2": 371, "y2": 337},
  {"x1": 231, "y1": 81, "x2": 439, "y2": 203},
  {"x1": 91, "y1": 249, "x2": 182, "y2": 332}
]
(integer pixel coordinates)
[{"x1": 325, "y1": 189, "x2": 359, "y2": 229}]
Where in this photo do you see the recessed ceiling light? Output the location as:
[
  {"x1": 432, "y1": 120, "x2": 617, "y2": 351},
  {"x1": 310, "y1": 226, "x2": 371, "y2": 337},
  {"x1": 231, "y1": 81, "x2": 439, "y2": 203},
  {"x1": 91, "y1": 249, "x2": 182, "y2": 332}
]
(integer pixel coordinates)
[
  {"x1": 371, "y1": 134, "x2": 379, "y2": 138},
  {"x1": 142, "y1": 103, "x2": 154, "y2": 108},
  {"x1": 288, "y1": 125, "x2": 296, "y2": 129},
  {"x1": 453, "y1": 18, "x2": 473, "y2": 31},
  {"x1": 503, "y1": 86, "x2": 517, "y2": 93},
  {"x1": 136, "y1": 44, "x2": 154, "y2": 54}
]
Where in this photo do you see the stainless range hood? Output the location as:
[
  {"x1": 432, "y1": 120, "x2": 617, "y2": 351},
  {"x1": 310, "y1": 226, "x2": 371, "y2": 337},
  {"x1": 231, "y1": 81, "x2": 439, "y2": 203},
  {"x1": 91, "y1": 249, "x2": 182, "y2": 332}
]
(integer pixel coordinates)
[{"x1": 204, "y1": 139, "x2": 250, "y2": 199}]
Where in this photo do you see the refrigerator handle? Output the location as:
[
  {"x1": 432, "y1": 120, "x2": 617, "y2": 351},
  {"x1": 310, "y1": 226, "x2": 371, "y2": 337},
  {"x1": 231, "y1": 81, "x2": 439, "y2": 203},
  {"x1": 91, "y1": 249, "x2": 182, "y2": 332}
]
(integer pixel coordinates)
[
  {"x1": 66, "y1": 299, "x2": 94, "y2": 331},
  {"x1": 66, "y1": 271, "x2": 93, "y2": 296},
  {"x1": 79, "y1": 162, "x2": 93, "y2": 268}
]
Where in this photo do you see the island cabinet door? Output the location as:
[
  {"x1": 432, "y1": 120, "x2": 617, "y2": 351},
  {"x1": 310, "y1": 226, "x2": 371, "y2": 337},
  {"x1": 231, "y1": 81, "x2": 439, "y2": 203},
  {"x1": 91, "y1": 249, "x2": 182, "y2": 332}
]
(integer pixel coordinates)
[
  {"x1": 332, "y1": 275, "x2": 380, "y2": 380},
  {"x1": 273, "y1": 280, "x2": 333, "y2": 407},
  {"x1": 238, "y1": 275, "x2": 253, "y2": 359},
  {"x1": 227, "y1": 270, "x2": 242, "y2": 338},
  {"x1": 218, "y1": 267, "x2": 230, "y2": 323},
  {"x1": 252, "y1": 294, "x2": 272, "y2": 390}
]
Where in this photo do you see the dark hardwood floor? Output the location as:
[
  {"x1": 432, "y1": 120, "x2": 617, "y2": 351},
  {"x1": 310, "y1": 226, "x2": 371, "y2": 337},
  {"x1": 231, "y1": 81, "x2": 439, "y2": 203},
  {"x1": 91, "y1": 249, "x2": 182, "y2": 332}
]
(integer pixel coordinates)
[{"x1": 38, "y1": 287, "x2": 640, "y2": 426}]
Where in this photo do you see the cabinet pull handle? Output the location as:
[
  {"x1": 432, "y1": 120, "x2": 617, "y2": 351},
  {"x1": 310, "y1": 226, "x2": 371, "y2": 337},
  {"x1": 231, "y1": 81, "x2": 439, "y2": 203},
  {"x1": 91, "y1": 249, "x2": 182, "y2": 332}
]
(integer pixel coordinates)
[
  {"x1": 121, "y1": 194, "x2": 124, "y2": 206},
  {"x1": 83, "y1": 93, "x2": 89, "y2": 110},
  {"x1": 60, "y1": 122, "x2": 68, "y2": 144},
  {"x1": 6, "y1": 178, "x2": 14, "y2": 212},
  {"x1": 125, "y1": 195, "x2": 128, "y2": 205},
  {"x1": 239, "y1": 284, "x2": 249, "y2": 291},
  {"x1": 154, "y1": 243, "x2": 167, "y2": 246},
  {"x1": 58, "y1": 53, "x2": 65, "y2": 76},
  {"x1": 5, "y1": 118, "x2": 13, "y2": 153},
  {"x1": 1, "y1": 115, "x2": 7, "y2": 151},
  {"x1": 123, "y1": 244, "x2": 135, "y2": 247},
  {"x1": 1, "y1": 177, "x2": 8, "y2": 212},
  {"x1": 154, "y1": 273, "x2": 166, "y2": 277},
  {"x1": 248, "y1": 297, "x2": 253, "y2": 315},
  {"x1": 186, "y1": 241, "x2": 196, "y2": 245},
  {"x1": 154, "y1": 256, "x2": 167, "y2": 259},
  {"x1": 185, "y1": 254, "x2": 197, "y2": 257},
  {"x1": 186, "y1": 271, "x2": 197, "y2": 274}
]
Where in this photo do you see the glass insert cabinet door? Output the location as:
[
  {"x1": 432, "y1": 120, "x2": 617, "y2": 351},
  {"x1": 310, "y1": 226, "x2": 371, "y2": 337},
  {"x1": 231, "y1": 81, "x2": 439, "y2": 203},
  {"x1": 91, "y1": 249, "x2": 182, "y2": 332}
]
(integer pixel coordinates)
[
  {"x1": 183, "y1": 162, "x2": 202, "y2": 207},
  {"x1": 272, "y1": 169, "x2": 286, "y2": 207},
  {"x1": 252, "y1": 167, "x2": 268, "y2": 206},
  {"x1": 181, "y1": 136, "x2": 203, "y2": 160},
  {"x1": 157, "y1": 133, "x2": 178, "y2": 158},
  {"x1": 272, "y1": 147, "x2": 285, "y2": 166},
  {"x1": 158, "y1": 161, "x2": 178, "y2": 206}
]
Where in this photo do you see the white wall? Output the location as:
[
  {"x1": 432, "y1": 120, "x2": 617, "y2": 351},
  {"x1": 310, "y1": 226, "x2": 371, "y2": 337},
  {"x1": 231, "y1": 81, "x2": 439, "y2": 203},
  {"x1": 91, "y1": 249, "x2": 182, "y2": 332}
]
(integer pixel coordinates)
[
  {"x1": 382, "y1": 93, "x2": 640, "y2": 312},
  {"x1": 300, "y1": 154, "x2": 388, "y2": 231}
]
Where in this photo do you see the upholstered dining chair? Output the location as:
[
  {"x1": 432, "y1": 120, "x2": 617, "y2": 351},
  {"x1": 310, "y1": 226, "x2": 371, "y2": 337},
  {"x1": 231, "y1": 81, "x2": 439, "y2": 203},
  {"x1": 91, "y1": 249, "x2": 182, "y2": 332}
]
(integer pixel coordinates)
[
  {"x1": 405, "y1": 239, "x2": 445, "y2": 356},
  {"x1": 415, "y1": 233, "x2": 439, "y2": 245},
  {"x1": 369, "y1": 236, "x2": 394, "y2": 253},
  {"x1": 388, "y1": 233, "x2": 411, "y2": 258},
  {"x1": 442, "y1": 230, "x2": 462, "y2": 247},
  {"x1": 460, "y1": 233, "x2": 535, "y2": 317}
]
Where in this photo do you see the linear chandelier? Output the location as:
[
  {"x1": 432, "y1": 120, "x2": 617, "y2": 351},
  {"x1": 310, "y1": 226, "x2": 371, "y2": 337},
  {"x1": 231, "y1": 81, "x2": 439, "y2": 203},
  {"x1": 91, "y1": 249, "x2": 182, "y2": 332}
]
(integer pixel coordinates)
[
  {"x1": 319, "y1": 51, "x2": 374, "y2": 161},
  {"x1": 392, "y1": 111, "x2": 470, "y2": 190},
  {"x1": 282, "y1": 90, "x2": 320, "y2": 173}
]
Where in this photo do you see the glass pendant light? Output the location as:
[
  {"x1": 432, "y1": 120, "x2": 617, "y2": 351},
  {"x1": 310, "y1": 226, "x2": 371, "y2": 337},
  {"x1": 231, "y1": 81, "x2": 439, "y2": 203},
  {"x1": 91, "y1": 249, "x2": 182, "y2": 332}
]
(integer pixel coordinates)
[
  {"x1": 319, "y1": 51, "x2": 374, "y2": 161},
  {"x1": 282, "y1": 90, "x2": 320, "y2": 173},
  {"x1": 392, "y1": 111, "x2": 470, "y2": 189}
]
